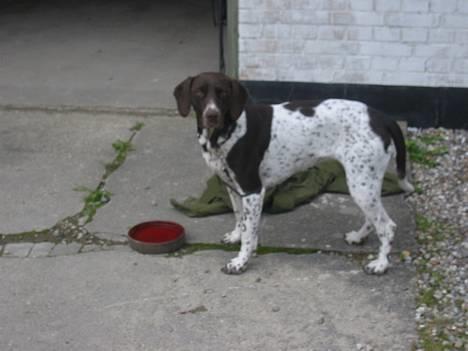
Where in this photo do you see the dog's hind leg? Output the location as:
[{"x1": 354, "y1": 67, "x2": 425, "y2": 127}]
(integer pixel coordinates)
[
  {"x1": 221, "y1": 189, "x2": 265, "y2": 274},
  {"x1": 222, "y1": 188, "x2": 243, "y2": 244},
  {"x1": 364, "y1": 207, "x2": 396, "y2": 275},
  {"x1": 343, "y1": 156, "x2": 396, "y2": 274}
]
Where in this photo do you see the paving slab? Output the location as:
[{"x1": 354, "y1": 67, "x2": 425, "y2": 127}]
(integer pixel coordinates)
[
  {"x1": 0, "y1": 0, "x2": 217, "y2": 109},
  {"x1": 87, "y1": 117, "x2": 417, "y2": 254},
  {"x1": 29, "y1": 242, "x2": 55, "y2": 258},
  {"x1": 0, "y1": 110, "x2": 135, "y2": 234},
  {"x1": 2, "y1": 243, "x2": 34, "y2": 258},
  {"x1": 0, "y1": 250, "x2": 416, "y2": 351},
  {"x1": 49, "y1": 243, "x2": 83, "y2": 257}
]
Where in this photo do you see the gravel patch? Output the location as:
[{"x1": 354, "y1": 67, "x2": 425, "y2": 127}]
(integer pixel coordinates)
[{"x1": 406, "y1": 128, "x2": 467, "y2": 351}]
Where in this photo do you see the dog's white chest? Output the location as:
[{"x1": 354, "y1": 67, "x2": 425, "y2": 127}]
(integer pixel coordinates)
[{"x1": 197, "y1": 127, "x2": 244, "y2": 193}]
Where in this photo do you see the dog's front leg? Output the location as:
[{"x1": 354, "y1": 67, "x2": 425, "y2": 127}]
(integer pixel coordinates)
[
  {"x1": 222, "y1": 188, "x2": 243, "y2": 244},
  {"x1": 221, "y1": 189, "x2": 265, "y2": 274}
]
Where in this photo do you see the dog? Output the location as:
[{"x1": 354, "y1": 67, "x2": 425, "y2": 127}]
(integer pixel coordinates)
[{"x1": 173, "y1": 72, "x2": 414, "y2": 275}]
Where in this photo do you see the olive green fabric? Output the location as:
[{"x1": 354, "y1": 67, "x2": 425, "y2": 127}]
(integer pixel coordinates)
[{"x1": 171, "y1": 160, "x2": 403, "y2": 217}]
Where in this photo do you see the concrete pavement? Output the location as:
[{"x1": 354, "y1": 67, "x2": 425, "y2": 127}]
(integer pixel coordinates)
[
  {"x1": 0, "y1": 250, "x2": 416, "y2": 351},
  {"x1": 0, "y1": 0, "x2": 217, "y2": 109},
  {"x1": 0, "y1": 108, "x2": 418, "y2": 350}
]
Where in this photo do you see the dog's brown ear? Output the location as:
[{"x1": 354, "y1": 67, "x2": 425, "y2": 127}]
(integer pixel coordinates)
[
  {"x1": 230, "y1": 79, "x2": 248, "y2": 121},
  {"x1": 173, "y1": 77, "x2": 193, "y2": 117}
]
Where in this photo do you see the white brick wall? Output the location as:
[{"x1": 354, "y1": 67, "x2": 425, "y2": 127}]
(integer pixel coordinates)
[{"x1": 238, "y1": 0, "x2": 468, "y2": 87}]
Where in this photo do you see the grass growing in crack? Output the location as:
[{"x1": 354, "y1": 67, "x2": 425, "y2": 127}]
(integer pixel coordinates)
[
  {"x1": 104, "y1": 140, "x2": 135, "y2": 178},
  {"x1": 130, "y1": 122, "x2": 145, "y2": 131},
  {"x1": 74, "y1": 124, "x2": 143, "y2": 226},
  {"x1": 75, "y1": 186, "x2": 112, "y2": 224},
  {"x1": 169, "y1": 243, "x2": 323, "y2": 257},
  {"x1": 406, "y1": 134, "x2": 448, "y2": 168}
]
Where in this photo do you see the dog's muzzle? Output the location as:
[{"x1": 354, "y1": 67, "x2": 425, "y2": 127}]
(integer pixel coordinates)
[{"x1": 202, "y1": 102, "x2": 222, "y2": 129}]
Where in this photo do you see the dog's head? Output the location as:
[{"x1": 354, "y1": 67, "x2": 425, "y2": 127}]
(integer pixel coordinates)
[{"x1": 173, "y1": 72, "x2": 248, "y2": 130}]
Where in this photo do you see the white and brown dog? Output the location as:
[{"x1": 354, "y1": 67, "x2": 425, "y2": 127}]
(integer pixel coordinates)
[{"x1": 174, "y1": 72, "x2": 414, "y2": 275}]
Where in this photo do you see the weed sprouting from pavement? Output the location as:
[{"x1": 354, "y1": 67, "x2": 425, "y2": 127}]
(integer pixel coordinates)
[{"x1": 74, "y1": 186, "x2": 112, "y2": 224}]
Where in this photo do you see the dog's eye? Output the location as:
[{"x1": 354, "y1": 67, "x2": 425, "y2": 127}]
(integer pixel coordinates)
[{"x1": 195, "y1": 90, "x2": 205, "y2": 98}]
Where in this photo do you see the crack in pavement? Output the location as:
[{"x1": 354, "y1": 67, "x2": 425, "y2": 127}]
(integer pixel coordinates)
[{"x1": 0, "y1": 120, "x2": 146, "y2": 257}]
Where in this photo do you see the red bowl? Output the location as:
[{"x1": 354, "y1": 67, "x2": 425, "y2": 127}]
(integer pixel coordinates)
[{"x1": 128, "y1": 221, "x2": 185, "y2": 254}]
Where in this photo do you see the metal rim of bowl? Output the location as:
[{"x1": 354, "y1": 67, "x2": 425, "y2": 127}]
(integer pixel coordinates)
[{"x1": 128, "y1": 221, "x2": 186, "y2": 254}]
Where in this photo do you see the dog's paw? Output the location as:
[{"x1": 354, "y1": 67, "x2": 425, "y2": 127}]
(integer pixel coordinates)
[
  {"x1": 221, "y1": 259, "x2": 247, "y2": 275},
  {"x1": 344, "y1": 231, "x2": 367, "y2": 245},
  {"x1": 363, "y1": 258, "x2": 388, "y2": 275},
  {"x1": 221, "y1": 230, "x2": 241, "y2": 244}
]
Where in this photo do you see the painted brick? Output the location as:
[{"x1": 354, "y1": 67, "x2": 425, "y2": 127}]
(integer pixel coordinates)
[
  {"x1": 402, "y1": 0, "x2": 430, "y2": 12},
  {"x1": 359, "y1": 42, "x2": 412, "y2": 57},
  {"x1": 242, "y1": 54, "x2": 279, "y2": 70},
  {"x1": 238, "y1": 0, "x2": 468, "y2": 87},
  {"x1": 413, "y1": 44, "x2": 459, "y2": 57},
  {"x1": 239, "y1": 24, "x2": 263, "y2": 38},
  {"x1": 429, "y1": 0, "x2": 457, "y2": 13},
  {"x1": 455, "y1": 30, "x2": 468, "y2": 44},
  {"x1": 352, "y1": 11, "x2": 384, "y2": 26},
  {"x1": 349, "y1": 0, "x2": 373, "y2": 11},
  {"x1": 385, "y1": 13, "x2": 439, "y2": 27},
  {"x1": 321, "y1": 0, "x2": 349, "y2": 10},
  {"x1": 262, "y1": 24, "x2": 293, "y2": 38},
  {"x1": 282, "y1": 41, "x2": 310, "y2": 54},
  {"x1": 443, "y1": 14, "x2": 468, "y2": 28},
  {"x1": 381, "y1": 71, "x2": 433, "y2": 86},
  {"x1": 347, "y1": 27, "x2": 373, "y2": 41},
  {"x1": 399, "y1": 57, "x2": 427, "y2": 72},
  {"x1": 238, "y1": 1, "x2": 256, "y2": 9},
  {"x1": 318, "y1": 26, "x2": 347, "y2": 40},
  {"x1": 240, "y1": 39, "x2": 278, "y2": 53},
  {"x1": 332, "y1": 12, "x2": 355, "y2": 25},
  {"x1": 333, "y1": 70, "x2": 384, "y2": 84},
  {"x1": 287, "y1": 10, "x2": 330, "y2": 24},
  {"x1": 295, "y1": 55, "x2": 345, "y2": 70},
  {"x1": 345, "y1": 56, "x2": 372, "y2": 70},
  {"x1": 401, "y1": 28, "x2": 428, "y2": 42},
  {"x1": 291, "y1": 69, "x2": 335, "y2": 82},
  {"x1": 304, "y1": 40, "x2": 360, "y2": 55},
  {"x1": 375, "y1": 0, "x2": 401, "y2": 12},
  {"x1": 372, "y1": 57, "x2": 399, "y2": 71},
  {"x1": 239, "y1": 10, "x2": 282, "y2": 24},
  {"x1": 374, "y1": 27, "x2": 401, "y2": 42},
  {"x1": 291, "y1": 25, "x2": 319, "y2": 39},
  {"x1": 453, "y1": 59, "x2": 468, "y2": 73},
  {"x1": 425, "y1": 58, "x2": 452, "y2": 72},
  {"x1": 239, "y1": 0, "x2": 291, "y2": 9},
  {"x1": 298, "y1": 0, "x2": 324, "y2": 10},
  {"x1": 429, "y1": 29, "x2": 455, "y2": 43},
  {"x1": 458, "y1": 0, "x2": 468, "y2": 13},
  {"x1": 261, "y1": 24, "x2": 276, "y2": 38}
]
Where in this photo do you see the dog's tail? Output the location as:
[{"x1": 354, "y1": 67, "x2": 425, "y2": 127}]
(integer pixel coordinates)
[{"x1": 387, "y1": 120, "x2": 415, "y2": 193}]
